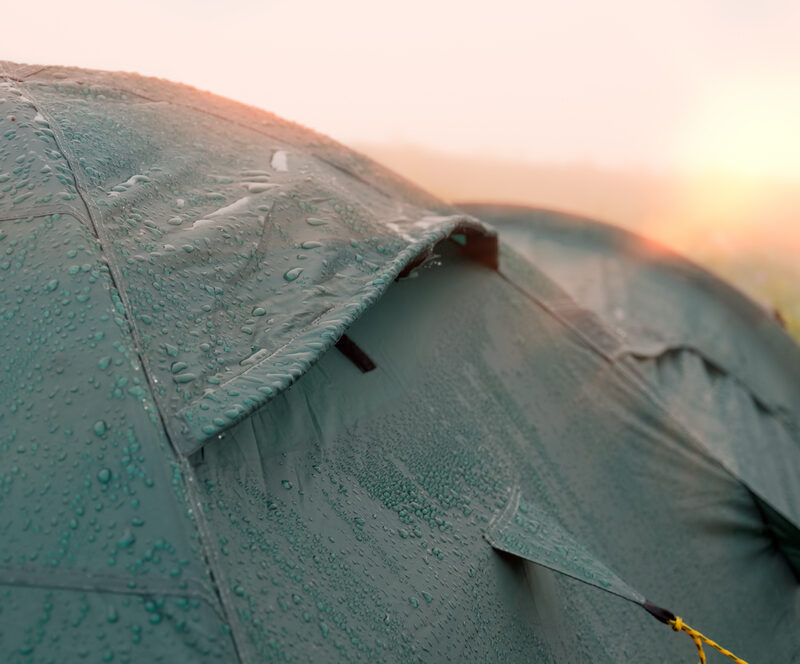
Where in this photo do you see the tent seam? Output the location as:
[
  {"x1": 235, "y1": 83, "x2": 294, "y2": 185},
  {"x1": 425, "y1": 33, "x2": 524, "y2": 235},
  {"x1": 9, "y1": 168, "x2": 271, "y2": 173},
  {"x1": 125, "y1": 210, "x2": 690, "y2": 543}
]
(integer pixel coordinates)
[
  {"x1": 0, "y1": 205, "x2": 91, "y2": 225},
  {"x1": 0, "y1": 568, "x2": 225, "y2": 620},
  {"x1": 486, "y1": 486, "x2": 520, "y2": 537},
  {"x1": 497, "y1": 269, "x2": 620, "y2": 364}
]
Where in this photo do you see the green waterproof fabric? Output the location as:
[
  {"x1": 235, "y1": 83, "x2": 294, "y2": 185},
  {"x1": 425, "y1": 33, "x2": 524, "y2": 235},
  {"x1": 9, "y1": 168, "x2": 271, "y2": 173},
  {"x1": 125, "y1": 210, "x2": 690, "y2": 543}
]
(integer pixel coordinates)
[
  {"x1": 194, "y1": 244, "x2": 799, "y2": 662},
  {"x1": 462, "y1": 204, "x2": 800, "y2": 572},
  {"x1": 0, "y1": 61, "x2": 494, "y2": 457},
  {"x1": 485, "y1": 489, "x2": 644, "y2": 604},
  {"x1": 460, "y1": 204, "x2": 800, "y2": 422},
  {"x1": 2, "y1": 63, "x2": 799, "y2": 663}
]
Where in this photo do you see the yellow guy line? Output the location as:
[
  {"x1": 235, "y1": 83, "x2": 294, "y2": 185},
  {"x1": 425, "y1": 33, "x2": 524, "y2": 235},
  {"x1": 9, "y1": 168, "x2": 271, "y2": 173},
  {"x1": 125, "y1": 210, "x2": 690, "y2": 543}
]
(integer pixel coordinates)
[{"x1": 668, "y1": 616, "x2": 749, "y2": 664}]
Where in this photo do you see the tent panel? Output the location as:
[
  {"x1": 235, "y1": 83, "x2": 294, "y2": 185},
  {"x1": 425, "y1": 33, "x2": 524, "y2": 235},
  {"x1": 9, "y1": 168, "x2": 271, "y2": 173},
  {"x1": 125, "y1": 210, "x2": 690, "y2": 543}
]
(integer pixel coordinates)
[
  {"x1": 635, "y1": 348, "x2": 800, "y2": 531},
  {"x1": 0, "y1": 212, "x2": 228, "y2": 653},
  {"x1": 195, "y1": 245, "x2": 798, "y2": 662},
  {"x1": 0, "y1": 585, "x2": 235, "y2": 663}
]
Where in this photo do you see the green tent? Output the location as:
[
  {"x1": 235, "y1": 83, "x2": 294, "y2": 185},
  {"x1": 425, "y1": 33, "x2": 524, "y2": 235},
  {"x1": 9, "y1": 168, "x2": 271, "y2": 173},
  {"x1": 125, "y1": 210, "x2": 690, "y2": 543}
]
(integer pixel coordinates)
[{"x1": 1, "y1": 62, "x2": 798, "y2": 663}]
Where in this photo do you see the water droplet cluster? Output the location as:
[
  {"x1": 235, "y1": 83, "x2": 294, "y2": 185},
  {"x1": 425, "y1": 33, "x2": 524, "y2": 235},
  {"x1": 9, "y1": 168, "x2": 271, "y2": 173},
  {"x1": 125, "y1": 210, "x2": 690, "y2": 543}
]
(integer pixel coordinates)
[
  {"x1": 21, "y1": 73, "x2": 492, "y2": 452},
  {"x1": 0, "y1": 78, "x2": 236, "y2": 658}
]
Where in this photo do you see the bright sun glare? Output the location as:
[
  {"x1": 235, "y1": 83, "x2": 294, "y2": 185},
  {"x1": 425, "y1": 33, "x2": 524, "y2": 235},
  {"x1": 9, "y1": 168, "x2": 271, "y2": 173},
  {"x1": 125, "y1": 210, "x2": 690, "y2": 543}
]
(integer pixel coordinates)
[{"x1": 676, "y1": 79, "x2": 800, "y2": 179}]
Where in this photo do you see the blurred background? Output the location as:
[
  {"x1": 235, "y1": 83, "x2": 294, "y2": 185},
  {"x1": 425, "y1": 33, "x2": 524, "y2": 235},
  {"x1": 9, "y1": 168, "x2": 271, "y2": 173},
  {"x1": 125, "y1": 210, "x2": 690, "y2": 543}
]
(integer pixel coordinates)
[{"x1": 6, "y1": 0, "x2": 799, "y2": 335}]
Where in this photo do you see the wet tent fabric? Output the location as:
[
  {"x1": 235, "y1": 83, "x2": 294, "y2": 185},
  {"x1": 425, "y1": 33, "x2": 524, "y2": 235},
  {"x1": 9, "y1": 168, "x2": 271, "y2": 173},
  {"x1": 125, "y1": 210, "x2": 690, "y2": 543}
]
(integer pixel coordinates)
[
  {"x1": 192, "y1": 243, "x2": 800, "y2": 662},
  {"x1": 461, "y1": 204, "x2": 800, "y2": 575},
  {"x1": 0, "y1": 61, "x2": 495, "y2": 457},
  {"x1": 0, "y1": 62, "x2": 799, "y2": 663},
  {"x1": 458, "y1": 204, "x2": 800, "y2": 421}
]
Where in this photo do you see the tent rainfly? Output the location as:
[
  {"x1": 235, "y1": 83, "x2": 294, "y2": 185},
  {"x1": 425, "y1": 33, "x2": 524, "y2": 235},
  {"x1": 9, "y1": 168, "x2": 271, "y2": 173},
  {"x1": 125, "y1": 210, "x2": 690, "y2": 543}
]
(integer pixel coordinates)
[{"x1": 1, "y1": 61, "x2": 799, "y2": 664}]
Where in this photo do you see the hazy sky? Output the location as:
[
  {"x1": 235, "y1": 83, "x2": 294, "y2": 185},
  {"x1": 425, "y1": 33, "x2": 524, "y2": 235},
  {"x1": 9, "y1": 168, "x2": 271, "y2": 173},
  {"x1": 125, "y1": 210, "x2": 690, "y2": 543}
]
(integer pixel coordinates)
[{"x1": 5, "y1": 0, "x2": 800, "y2": 177}]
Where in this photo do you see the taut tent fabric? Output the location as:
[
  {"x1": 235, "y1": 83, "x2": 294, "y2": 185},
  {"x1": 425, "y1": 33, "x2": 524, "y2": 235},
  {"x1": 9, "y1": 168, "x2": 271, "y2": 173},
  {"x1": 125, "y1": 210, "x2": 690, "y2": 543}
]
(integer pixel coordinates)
[{"x1": 1, "y1": 62, "x2": 798, "y2": 663}]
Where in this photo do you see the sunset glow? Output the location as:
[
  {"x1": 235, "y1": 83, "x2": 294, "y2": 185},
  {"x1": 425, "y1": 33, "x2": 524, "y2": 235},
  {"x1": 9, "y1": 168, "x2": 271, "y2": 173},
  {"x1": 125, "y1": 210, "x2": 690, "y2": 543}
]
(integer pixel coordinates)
[
  {"x1": 4, "y1": 0, "x2": 799, "y2": 269},
  {"x1": 672, "y1": 77, "x2": 800, "y2": 180}
]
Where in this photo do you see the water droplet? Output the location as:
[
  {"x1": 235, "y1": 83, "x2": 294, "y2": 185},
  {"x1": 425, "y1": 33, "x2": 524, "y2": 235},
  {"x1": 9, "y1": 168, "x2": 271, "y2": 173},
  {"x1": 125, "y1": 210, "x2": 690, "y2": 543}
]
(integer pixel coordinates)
[
  {"x1": 245, "y1": 183, "x2": 278, "y2": 193},
  {"x1": 271, "y1": 150, "x2": 288, "y2": 171},
  {"x1": 224, "y1": 406, "x2": 243, "y2": 420},
  {"x1": 117, "y1": 530, "x2": 136, "y2": 549},
  {"x1": 283, "y1": 267, "x2": 303, "y2": 282},
  {"x1": 281, "y1": 480, "x2": 293, "y2": 490},
  {"x1": 93, "y1": 420, "x2": 107, "y2": 436},
  {"x1": 97, "y1": 468, "x2": 112, "y2": 484}
]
